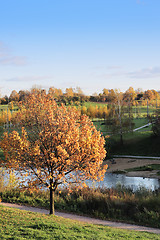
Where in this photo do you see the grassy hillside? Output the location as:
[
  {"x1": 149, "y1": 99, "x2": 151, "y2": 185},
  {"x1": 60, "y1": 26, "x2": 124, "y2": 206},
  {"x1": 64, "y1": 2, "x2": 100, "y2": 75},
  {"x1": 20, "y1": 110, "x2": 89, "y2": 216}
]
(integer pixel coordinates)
[
  {"x1": 1, "y1": 186, "x2": 160, "y2": 229},
  {"x1": 109, "y1": 131, "x2": 160, "y2": 156},
  {"x1": 93, "y1": 117, "x2": 160, "y2": 157},
  {"x1": 0, "y1": 205, "x2": 160, "y2": 240}
]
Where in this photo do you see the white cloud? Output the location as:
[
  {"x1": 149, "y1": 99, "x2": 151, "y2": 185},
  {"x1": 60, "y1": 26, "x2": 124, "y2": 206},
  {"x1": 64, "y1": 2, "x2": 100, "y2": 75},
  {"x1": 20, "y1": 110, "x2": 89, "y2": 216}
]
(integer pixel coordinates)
[
  {"x1": 128, "y1": 67, "x2": 160, "y2": 79},
  {"x1": 90, "y1": 65, "x2": 124, "y2": 80},
  {"x1": 5, "y1": 75, "x2": 53, "y2": 82},
  {"x1": 91, "y1": 65, "x2": 160, "y2": 81},
  {"x1": 0, "y1": 41, "x2": 27, "y2": 66},
  {"x1": 91, "y1": 70, "x2": 125, "y2": 80},
  {"x1": 106, "y1": 66, "x2": 123, "y2": 70},
  {"x1": 92, "y1": 65, "x2": 123, "y2": 70},
  {"x1": 0, "y1": 56, "x2": 27, "y2": 66}
]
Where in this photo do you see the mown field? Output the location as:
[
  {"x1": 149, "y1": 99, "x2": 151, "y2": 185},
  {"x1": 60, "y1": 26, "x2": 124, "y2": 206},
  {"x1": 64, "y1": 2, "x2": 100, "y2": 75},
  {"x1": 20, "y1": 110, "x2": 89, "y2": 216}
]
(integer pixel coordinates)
[
  {"x1": 93, "y1": 116, "x2": 160, "y2": 157},
  {"x1": 93, "y1": 118, "x2": 150, "y2": 133},
  {"x1": 106, "y1": 130, "x2": 160, "y2": 157},
  {"x1": 0, "y1": 205, "x2": 160, "y2": 240},
  {"x1": 87, "y1": 101, "x2": 160, "y2": 157}
]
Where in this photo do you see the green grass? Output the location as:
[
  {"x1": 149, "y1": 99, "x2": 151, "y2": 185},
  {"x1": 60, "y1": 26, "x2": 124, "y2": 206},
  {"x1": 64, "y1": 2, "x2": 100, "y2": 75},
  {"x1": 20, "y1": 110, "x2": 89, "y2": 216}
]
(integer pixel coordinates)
[
  {"x1": 0, "y1": 104, "x2": 18, "y2": 111},
  {"x1": 93, "y1": 118, "x2": 151, "y2": 135},
  {"x1": 108, "y1": 130, "x2": 160, "y2": 156},
  {"x1": 132, "y1": 105, "x2": 156, "y2": 115},
  {"x1": 1, "y1": 186, "x2": 160, "y2": 229},
  {"x1": 0, "y1": 105, "x2": 8, "y2": 111},
  {"x1": 83, "y1": 102, "x2": 108, "y2": 107},
  {"x1": 125, "y1": 162, "x2": 160, "y2": 176},
  {"x1": 0, "y1": 205, "x2": 160, "y2": 240},
  {"x1": 126, "y1": 164, "x2": 160, "y2": 172},
  {"x1": 93, "y1": 120, "x2": 109, "y2": 133},
  {"x1": 132, "y1": 118, "x2": 149, "y2": 129}
]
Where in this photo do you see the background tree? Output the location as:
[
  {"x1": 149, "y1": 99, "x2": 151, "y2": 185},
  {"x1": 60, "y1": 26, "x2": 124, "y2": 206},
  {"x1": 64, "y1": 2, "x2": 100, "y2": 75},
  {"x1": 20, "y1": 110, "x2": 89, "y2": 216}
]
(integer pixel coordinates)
[
  {"x1": 48, "y1": 87, "x2": 63, "y2": 102},
  {"x1": 0, "y1": 95, "x2": 9, "y2": 105},
  {"x1": 102, "y1": 106, "x2": 109, "y2": 120},
  {"x1": 123, "y1": 87, "x2": 136, "y2": 103},
  {"x1": 9, "y1": 90, "x2": 19, "y2": 102},
  {"x1": 151, "y1": 89, "x2": 159, "y2": 100},
  {"x1": 143, "y1": 90, "x2": 154, "y2": 101},
  {"x1": 0, "y1": 91, "x2": 107, "y2": 215},
  {"x1": 81, "y1": 106, "x2": 87, "y2": 115},
  {"x1": 65, "y1": 87, "x2": 74, "y2": 98},
  {"x1": 87, "y1": 105, "x2": 96, "y2": 119},
  {"x1": 74, "y1": 87, "x2": 86, "y2": 105},
  {"x1": 75, "y1": 86, "x2": 84, "y2": 96},
  {"x1": 151, "y1": 109, "x2": 160, "y2": 137},
  {"x1": 135, "y1": 88, "x2": 143, "y2": 102},
  {"x1": 102, "y1": 88, "x2": 109, "y2": 97},
  {"x1": 18, "y1": 90, "x2": 30, "y2": 102},
  {"x1": 89, "y1": 92, "x2": 100, "y2": 102},
  {"x1": 107, "y1": 89, "x2": 117, "y2": 103},
  {"x1": 106, "y1": 89, "x2": 134, "y2": 144}
]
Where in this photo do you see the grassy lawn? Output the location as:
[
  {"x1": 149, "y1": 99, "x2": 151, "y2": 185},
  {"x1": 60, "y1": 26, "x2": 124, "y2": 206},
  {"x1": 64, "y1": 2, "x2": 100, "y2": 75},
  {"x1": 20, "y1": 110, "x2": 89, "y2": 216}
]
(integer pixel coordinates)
[
  {"x1": 94, "y1": 116, "x2": 160, "y2": 157},
  {"x1": 132, "y1": 105, "x2": 156, "y2": 115},
  {"x1": 125, "y1": 164, "x2": 160, "y2": 176},
  {"x1": 109, "y1": 130, "x2": 160, "y2": 156},
  {"x1": 126, "y1": 164, "x2": 160, "y2": 172},
  {"x1": 0, "y1": 105, "x2": 8, "y2": 111},
  {"x1": 83, "y1": 102, "x2": 108, "y2": 107},
  {"x1": 0, "y1": 104, "x2": 18, "y2": 111},
  {"x1": 132, "y1": 118, "x2": 150, "y2": 129},
  {"x1": 93, "y1": 120, "x2": 110, "y2": 133},
  {"x1": 0, "y1": 205, "x2": 160, "y2": 240},
  {"x1": 93, "y1": 118, "x2": 151, "y2": 134},
  {"x1": 105, "y1": 128, "x2": 160, "y2": 157}
]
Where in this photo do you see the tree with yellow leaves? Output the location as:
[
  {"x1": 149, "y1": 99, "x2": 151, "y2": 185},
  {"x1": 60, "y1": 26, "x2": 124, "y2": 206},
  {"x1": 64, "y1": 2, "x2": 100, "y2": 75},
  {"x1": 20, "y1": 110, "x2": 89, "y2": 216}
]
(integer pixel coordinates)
[{"x1": 0, "y1": 90, "x2": 107, "y2": 214}]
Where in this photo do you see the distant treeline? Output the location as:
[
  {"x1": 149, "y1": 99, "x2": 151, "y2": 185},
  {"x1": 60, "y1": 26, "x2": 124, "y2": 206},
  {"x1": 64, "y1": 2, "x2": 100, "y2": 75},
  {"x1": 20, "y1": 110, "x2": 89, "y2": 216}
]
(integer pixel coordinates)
[{"x1": 0, "y1": 86, "x2": 160, "y2": 106}]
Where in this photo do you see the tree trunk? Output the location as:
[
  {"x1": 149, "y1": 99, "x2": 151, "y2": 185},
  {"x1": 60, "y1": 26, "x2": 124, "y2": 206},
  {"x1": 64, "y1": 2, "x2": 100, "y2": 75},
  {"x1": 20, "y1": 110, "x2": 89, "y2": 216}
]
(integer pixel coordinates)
[
  {"x1": 120, "y1": 132, "x2": 123, "y2": 145},
  {"x1": 118, "y1": 102, "x2": 123, "y2": 145},
  {"x1": 49, "y1": 187, "x2": 55, "y2": 215}
]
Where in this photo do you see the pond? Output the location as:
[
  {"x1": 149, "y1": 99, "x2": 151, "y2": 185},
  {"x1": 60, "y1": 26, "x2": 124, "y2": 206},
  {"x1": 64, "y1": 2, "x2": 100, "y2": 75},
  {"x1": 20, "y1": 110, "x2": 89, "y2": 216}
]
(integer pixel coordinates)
[
  {"x1": 86, "y1": 172, "x2": 160, "y2": 191},
  {"x1": 3, "y1": 169, "x2": 160, "y2": 192}
]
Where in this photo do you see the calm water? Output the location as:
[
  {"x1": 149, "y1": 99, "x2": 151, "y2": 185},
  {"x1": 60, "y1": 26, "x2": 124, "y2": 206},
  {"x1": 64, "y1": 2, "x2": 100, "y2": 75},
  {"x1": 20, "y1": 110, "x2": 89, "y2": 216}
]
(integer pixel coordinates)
[
  {"x1": 4, "y1": 169, "x2": 160, "y2": 191},
  {"x1": 86, "y1": 172, "x2": 160, "y2": 191}
]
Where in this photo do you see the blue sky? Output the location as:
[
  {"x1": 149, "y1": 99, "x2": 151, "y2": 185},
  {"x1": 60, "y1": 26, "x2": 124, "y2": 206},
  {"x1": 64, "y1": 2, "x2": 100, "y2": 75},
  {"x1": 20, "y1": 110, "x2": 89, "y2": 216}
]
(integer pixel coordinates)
[{"x1": 0, "y1": 0, "x2": 160, "y2": 96}]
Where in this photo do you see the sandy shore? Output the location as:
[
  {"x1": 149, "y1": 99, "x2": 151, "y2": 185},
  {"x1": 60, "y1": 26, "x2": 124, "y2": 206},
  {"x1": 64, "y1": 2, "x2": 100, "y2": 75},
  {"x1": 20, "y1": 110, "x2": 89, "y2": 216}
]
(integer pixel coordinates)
[{"x1": 104, "y1": 158, "x2": 160, "y2": 179}]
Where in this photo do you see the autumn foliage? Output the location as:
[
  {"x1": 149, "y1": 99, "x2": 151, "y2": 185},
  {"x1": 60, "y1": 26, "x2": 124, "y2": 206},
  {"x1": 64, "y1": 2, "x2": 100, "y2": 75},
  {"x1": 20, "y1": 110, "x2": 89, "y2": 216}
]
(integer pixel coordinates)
[{"x1": 0, "y1": 90, "x2": 107, "y2": 214}]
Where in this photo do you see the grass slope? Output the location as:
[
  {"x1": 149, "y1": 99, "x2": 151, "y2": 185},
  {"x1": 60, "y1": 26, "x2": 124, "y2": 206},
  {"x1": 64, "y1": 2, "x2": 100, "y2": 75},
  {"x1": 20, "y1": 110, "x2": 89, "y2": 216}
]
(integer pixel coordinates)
[
  {"x1": 93, "y1": 117, "x2": 160, "y2": 157},
  {"x1": 110, "y1": 131, "x2": 160, "y2": 156},
  {"x1": 126, "y1": 164, "x2": 160, "y2": 172},
  {"x1": 0, "y1": 205, "x2": 160, "y2": 240}
]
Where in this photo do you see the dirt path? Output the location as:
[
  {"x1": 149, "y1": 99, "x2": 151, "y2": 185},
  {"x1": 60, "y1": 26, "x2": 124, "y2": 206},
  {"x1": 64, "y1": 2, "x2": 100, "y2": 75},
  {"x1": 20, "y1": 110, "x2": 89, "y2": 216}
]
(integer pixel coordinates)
[
  {"x1": 0, "y1": 202, "x2": 160, "y2": 234},
  {"x1": 104, "y1": 158, "x2": 160, "y2": 178}
]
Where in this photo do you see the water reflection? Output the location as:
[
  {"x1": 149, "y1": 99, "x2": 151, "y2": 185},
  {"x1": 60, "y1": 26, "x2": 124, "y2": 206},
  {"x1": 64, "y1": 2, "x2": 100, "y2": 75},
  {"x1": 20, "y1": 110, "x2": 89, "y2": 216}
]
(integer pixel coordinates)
[
  {"x1": 87, "y1": 173, "x2": 160, "y2": 191},
  {"x1": 3, "y1": 169, "x2": 160, "y2": 191}
]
